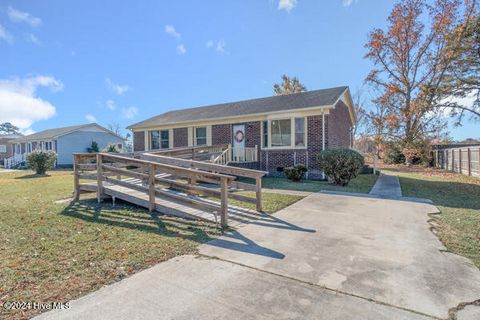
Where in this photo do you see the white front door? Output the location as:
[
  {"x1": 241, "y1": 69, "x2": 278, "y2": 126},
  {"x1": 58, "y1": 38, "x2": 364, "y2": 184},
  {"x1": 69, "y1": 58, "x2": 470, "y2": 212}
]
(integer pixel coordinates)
[{"x1": 232, "y1": 124, "x2": 245, "y2": 162}]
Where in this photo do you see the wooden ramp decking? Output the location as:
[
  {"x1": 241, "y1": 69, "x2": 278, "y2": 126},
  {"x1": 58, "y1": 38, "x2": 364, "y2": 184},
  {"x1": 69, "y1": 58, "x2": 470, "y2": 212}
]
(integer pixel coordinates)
[
  {"x1": 80, "y1": 179, "x2": 265, "y2": 228},
  {"x1": 74, "y1": 152, "x2": 268, "y2": 229}
]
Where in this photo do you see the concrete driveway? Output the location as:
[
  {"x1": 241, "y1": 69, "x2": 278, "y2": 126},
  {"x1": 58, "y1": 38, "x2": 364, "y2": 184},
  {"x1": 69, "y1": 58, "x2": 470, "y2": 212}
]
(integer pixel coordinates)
[{"x1": 37, "y1": 193, "x2": 480, "y2": 320}]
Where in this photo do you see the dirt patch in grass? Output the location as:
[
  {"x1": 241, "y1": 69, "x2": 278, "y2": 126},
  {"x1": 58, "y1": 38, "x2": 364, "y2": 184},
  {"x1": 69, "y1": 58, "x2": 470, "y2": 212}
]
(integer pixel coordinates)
[{"x1": 381, "y1": 165, "x2": 480, "y2": 269}]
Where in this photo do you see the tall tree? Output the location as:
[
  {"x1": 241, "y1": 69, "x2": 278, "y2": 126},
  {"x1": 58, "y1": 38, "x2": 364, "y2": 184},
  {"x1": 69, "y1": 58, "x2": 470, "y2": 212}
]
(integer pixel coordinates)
[
  {"x1": 438, "y1": 10, "x2": 480, "y2": 123},
  {"x1": 0, "y1": 122, "x2": 20, "y2": 135},
  {"x1": 364, "y1": 0, "x2": 474, "y2": 161},
  {"x1": 273, "y1": 75, "x2": 306, "y2": 95}
]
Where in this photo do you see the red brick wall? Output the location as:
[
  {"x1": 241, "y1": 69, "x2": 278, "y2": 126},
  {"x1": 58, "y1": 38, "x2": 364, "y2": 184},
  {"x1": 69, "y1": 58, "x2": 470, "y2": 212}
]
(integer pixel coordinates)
[
  {"x1": 212, "y1": 124, "x2": 231, "y2": 145},
  {"x1": 258, "y1": 116, "x2": 326, "y2": 179},
  {"x1": 326, "y1": 100, "x2": 353, "y2": 149},
  {"x1": 173, "y1": 127, "x2": 188, "y2": 147},
  {"x1": 133, "y1": 131, "x2": 145, "y2": 151},
  {"x1": 244, "y1": 122, "x2": 261, "y2": 148}
]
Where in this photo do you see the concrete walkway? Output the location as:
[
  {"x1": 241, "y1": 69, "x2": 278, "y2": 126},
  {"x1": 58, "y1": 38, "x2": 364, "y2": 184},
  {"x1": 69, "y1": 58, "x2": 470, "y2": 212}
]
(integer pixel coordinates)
[
  {"x1": 36, "y1": 193, "x2": 480, "y2": 320},
  {"x1": 369, "y1": 173, "x2": 402, "y2": 197}
]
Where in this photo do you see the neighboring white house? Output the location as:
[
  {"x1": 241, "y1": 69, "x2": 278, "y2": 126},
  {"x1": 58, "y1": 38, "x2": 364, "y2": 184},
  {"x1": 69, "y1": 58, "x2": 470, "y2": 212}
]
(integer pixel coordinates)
[{"x1": 5, "y1": 123, "x2": 125, "y2": 168}]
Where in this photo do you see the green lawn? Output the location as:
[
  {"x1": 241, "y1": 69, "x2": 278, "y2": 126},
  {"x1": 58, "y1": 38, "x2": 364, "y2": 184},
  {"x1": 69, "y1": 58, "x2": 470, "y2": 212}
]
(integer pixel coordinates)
[
  {"x1": 260, "y1": 173, "x2": 378, "y2": 194},
  {"x1": 382, "y1": 168, "x2": 480, "y2": 269},
  {"x1": 0, "y1": 170, "x2": 302, "y2": 320}
]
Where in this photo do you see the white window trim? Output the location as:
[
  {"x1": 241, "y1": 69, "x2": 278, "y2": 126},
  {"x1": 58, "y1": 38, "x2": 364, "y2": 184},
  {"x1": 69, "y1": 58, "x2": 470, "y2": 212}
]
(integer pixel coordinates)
[
  {"x1": 149, "y1": 130, "x2": 171, "y2": 150},
  {"x1": 261, "y1": 117, "x2": 307, "y2": 150},
  {"x1": 193, "y1": 126, "x2": 208, "y2": 146}
]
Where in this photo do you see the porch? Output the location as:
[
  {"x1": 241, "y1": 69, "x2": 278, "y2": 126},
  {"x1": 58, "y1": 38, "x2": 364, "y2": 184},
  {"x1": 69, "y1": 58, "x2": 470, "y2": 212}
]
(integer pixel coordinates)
[{"x1": 144, "y1": 144, "x2": 259, "y2": 165}]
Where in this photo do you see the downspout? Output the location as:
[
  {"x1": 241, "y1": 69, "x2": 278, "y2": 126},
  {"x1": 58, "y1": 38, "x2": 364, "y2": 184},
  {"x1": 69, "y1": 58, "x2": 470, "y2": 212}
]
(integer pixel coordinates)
[{"x1": 322, "y1": 113, "x2": 326, "y2": 180}]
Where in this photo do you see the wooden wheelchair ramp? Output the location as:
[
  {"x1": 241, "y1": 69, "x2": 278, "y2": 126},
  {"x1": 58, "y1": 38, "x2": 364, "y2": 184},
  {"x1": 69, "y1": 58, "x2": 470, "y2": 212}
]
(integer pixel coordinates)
[{"x1": 73, "y1": 152, "x2": 267, "y2": 229}]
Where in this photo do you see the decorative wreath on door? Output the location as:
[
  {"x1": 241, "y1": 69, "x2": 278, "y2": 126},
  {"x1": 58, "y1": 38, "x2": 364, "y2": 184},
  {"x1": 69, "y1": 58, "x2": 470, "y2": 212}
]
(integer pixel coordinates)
[{"x1": 234, "y1": 130, "x2": 245, "y2": 143}]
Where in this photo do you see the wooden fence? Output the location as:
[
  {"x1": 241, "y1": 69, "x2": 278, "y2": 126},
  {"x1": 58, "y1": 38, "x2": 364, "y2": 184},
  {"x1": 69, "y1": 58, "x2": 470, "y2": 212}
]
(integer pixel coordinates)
[{"x1": 432, "y1": 147, "x2": 480, "y2": 177}]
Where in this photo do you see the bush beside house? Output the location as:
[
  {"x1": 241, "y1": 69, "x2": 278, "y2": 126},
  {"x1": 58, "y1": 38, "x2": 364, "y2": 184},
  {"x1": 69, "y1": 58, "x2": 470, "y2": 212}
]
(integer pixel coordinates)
[
  {"x1": 27, "y1": 150, "x2": 57, "y2": 175},
  {"x1": 284, "y1": 165, "x2": 307, "y2": 182},
  {"x1": 318, "y1": 149, "x2": 364, "y2": 186}
]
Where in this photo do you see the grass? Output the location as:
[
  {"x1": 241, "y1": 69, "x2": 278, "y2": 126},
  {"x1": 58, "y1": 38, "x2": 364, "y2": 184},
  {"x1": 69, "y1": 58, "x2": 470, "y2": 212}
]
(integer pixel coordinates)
[
  {"x1": 381, "y1": 166, "x2": 480, "y2": 269},
  {"x1": 260, "y1": 173, "x2": 378, "y2": 194},
  {"x1": 0, "y1": 170, "x2": 302, "y2": 319}
]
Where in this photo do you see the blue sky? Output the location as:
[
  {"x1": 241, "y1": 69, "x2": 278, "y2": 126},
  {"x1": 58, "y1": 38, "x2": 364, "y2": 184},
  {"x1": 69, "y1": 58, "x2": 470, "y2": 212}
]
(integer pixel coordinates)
[{"x1": 0, "y1": 0, "x2": 477, "y2": 140}]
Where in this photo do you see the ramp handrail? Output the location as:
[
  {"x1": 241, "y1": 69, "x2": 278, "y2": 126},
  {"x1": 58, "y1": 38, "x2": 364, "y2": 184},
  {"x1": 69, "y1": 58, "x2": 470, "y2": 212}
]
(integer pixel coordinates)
[{"x1": 73, "y1": 152, "x2": 235, "y2": 228}]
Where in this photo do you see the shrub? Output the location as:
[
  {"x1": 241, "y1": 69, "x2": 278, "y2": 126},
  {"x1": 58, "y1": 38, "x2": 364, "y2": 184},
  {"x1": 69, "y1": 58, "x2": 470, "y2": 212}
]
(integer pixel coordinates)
[
  {"x1": 27, "y1": 150, "x2": 57, "y2": 175},
  {"x1": 403, "y1": 139, "x2": 432, "y2": 166},
  {"x1": 284, "y1": 164, "x2": 307, "y2": 182},
  {"x1": 104, "y1": 144, "x2": 119, "y2": 153},
  {"x1": 317, "y1": 149, "x2": 364, "y2": 186},
  {"x1": 86, "y1": 141, "x2": 99, "y2": 153},
  {"x1": 383, "y1": 144, "x2": 405, "y2": 164}
]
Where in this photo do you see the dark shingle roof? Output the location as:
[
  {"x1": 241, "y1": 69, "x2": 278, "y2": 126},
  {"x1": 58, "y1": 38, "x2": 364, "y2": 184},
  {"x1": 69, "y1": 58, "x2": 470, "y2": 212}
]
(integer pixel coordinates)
[{"x1": 128, "y1": 86, "x2": 348, "y2": 129}]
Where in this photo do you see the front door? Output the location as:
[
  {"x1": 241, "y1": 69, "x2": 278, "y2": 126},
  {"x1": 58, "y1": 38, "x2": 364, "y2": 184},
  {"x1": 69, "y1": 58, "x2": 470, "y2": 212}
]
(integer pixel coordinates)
[{"x1": 232, "y1": 124, "x2": 245, "y2": 162}]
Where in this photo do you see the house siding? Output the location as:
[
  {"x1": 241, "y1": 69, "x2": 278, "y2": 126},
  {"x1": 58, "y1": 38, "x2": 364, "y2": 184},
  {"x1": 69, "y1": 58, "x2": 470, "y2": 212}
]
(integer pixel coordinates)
[
  {"x1": 327, "y1": 100, "x2": 353, "y2": 149},
  {"x1": 0, "y1": 138, "x2": 15, "y2": 160},
  {"x1": 212, "y1": 124, "x2": 231, "y2": 145},
  {"x1": 130, "y1": 103, "x2": 353, "y2": 180},
  {"x1": 174, "y1": 127, "x2": 188, "y2": 147},
  {"x1": 244, "y1": 122, "x2": 261, "y2": 148},
  {"x1": 56, "y1": 131, "x2": 124, "y2": 166},
  {"x1": 257, "y1": 115, "x2": 327, "y2": 179},
  {"x1": 133, "y1": 131, "x2": 145, "y2": 152}
]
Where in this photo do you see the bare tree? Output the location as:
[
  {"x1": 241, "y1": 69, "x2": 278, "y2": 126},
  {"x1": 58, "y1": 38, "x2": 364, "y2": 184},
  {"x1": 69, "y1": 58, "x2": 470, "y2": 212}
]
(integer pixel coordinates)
[{"x1": 108, "y1": 123, "x2": 123, "y2": 136}]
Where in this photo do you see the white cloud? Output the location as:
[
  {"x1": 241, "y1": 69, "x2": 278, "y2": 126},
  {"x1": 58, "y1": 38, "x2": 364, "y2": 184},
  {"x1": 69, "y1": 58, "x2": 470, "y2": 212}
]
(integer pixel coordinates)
[
  {"x1": 206, "y1": 40, "x2": 227, "y2": 54},
  {"x1": 0, "y1": 75, "x2": 62, "y2": 131},
  {"x1": 105, "y1": 78, "x2": 131, "y2": 95},
  {"x1": 105, "y1": 99, "x2": 116, "y2": 110},
  {"x1": 165, "y1": 25, "x2": 181, "y2": 39},
  {"x1": 278, "y1": 0, "x2": 297, "y2": 12},
  {"x1": 0, "y1": 23, "x2": 13, "y2": 44},
  {"x1": 85, "y1": 114, "x2": 97, "y2": 122},
  {"x1": 121, "y1": 106, "x2": 139, "y2": 119},
  {"x1": 342, "y1": 0, "x2": 358, "y2": 7},
  {"x1": 26, "y1": 33, "x2": 40, "y2": 45},
  {"x1": 176, "y1": 44, "x2": 187, "y2": 55},
  {"x1": 7, "y1": 6, "x2": 42, "y2": 27}
]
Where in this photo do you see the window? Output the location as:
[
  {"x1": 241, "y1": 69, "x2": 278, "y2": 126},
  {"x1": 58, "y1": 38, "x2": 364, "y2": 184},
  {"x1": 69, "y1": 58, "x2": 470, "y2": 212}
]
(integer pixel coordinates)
[
  {"x1": 150, "y1": 131, "x2": 160, "y2": 150},
  {"x1": 195, "y1": 127, "x2": 207, "y2": 146},
  {"x1": 271, "y1": 119, "x2": 291, "y2": 147},
  {"x1": 160, "y1": 130, "x2": 169, "y2": 149},
  {"x1": 295, "y1": 118, "x2": 305, "y2": 147},
  {"x1": 0, "y1": 145, "x2": 6, "y2": 153},
  {"x1": 262, "y1": 121, "x2": 268, "y2": 148},
  {"x1": 150, "y1": 130, "x2": 169, "y2": 149}
]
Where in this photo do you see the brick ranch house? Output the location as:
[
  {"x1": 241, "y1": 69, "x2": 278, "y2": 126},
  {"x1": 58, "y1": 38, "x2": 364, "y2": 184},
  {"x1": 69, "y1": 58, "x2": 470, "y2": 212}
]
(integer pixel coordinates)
[{"x1": 127, "y1": 86, "x2": 356, "y2": 179}]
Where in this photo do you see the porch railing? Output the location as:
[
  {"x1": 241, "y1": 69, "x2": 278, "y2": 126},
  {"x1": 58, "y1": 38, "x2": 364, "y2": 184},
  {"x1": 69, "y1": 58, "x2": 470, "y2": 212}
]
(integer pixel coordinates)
[
  {"x1": 4, "y1": 153, "x2": 26, "y2": 169},
  {"x1": 231, "y1": 146, "x2": 258, "y2": 163}
]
